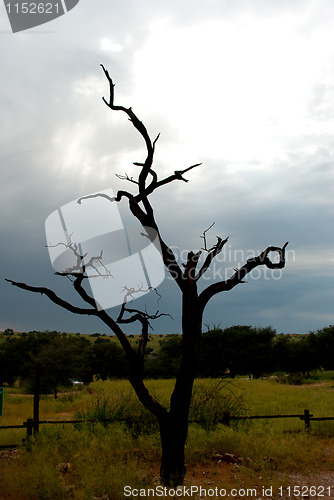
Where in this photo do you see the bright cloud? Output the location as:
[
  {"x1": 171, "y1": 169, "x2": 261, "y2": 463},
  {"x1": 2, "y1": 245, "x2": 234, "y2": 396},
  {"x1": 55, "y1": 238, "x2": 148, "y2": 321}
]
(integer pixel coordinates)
[
  {"x1": 100, "y1": 37, "x2": 123, "y2": 52},
  {"x1": 133, "y1": 15, "x2": 334, "y2": 162}
]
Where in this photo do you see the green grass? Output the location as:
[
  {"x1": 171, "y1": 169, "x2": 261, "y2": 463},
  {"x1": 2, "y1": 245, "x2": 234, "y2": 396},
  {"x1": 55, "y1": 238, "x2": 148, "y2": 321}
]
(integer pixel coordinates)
[
  {"x1": 237, "y1": 377, "x2": 334, "y2": 414},
  {"x1": 0, "y1": 376, "x2": 334, "y2": 499}
]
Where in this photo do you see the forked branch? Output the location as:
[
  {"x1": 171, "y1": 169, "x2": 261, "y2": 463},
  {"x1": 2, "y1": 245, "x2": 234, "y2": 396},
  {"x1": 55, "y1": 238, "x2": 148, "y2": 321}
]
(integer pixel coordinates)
[
  {"x1": 117, "y1": 285, "x2": 172, "y2": 362},
  {"x1": 48, "y1": 238, "x2": 111, "y2": 279},
  {"x1": 196, "y1": 224, "x2": 229, "y2": 281}
]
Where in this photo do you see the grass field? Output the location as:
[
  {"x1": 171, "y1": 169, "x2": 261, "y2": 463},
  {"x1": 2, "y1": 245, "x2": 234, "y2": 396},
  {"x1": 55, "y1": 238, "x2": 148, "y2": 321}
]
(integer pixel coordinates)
[{"x1": 0, "y1": 376, "x2": 334, "y2": 499}]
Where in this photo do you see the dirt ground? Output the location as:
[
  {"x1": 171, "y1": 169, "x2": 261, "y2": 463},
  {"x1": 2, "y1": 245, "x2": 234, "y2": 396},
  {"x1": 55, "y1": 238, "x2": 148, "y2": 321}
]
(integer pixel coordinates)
[
  {"x1": 182, "y1": 462, "x2": 334, "y2": 500},
  {"x1": 1, "y1": 447, "x2": 334, "y2": 499}
]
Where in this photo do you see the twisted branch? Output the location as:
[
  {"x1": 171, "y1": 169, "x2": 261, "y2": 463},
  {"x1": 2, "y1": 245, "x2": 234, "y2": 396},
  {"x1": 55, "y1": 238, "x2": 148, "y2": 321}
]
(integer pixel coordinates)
[{"x1": 199, "y1": 242, "x2": 289, "y2": 310}]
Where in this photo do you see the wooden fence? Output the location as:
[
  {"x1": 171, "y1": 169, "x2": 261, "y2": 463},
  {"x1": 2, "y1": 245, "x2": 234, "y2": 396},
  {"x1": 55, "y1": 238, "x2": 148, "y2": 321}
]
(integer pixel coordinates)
[
  {"x1": 1, "y1": 409, "x2": 334, "y2": 449},
  {"x1": 220, "y1": 409, "x2": 314, "y2": 427}
]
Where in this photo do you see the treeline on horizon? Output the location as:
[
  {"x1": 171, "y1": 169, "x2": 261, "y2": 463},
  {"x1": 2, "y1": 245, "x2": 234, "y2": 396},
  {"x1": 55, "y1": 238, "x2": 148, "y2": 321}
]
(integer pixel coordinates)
[{"x1": 0, "y1": 325, "x2": 333, "y2": 397}]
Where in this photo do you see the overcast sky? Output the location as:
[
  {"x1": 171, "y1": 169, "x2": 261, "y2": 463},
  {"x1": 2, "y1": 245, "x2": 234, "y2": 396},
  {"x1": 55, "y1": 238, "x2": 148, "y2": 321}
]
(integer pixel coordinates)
[{"x1": 0, "y1": 0, "x2": 333, "y2": 335}]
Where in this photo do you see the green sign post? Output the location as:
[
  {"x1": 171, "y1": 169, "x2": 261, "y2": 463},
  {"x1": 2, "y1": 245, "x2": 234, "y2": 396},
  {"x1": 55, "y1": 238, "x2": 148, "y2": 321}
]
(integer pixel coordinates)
[{"x1": 0, "y1": 387, "x2": 3, "y2": 417}]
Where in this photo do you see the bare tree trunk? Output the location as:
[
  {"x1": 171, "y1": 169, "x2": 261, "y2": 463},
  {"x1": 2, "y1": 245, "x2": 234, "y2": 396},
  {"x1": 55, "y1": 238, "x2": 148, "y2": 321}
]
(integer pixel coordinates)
[
  {"x1": 159, "y1": 285, "x2": 202, "y2": 486},
  {"x1": 159, "y1": 414, "x2": 188, "y2": 486}
]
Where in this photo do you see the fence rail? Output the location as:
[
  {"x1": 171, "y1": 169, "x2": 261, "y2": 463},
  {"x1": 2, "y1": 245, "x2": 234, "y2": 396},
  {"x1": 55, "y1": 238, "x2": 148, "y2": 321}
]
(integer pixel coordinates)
[
  {"x1": 1, "y1": 410, "x2": 334, "y2": 449},
  {"x1": 220, "y1": 409, "x2": 315, "y2": 427}
]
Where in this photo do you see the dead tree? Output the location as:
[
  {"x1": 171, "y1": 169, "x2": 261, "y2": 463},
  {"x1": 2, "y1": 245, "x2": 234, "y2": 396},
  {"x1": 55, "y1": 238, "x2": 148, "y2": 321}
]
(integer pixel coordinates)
[{"x1": 7, "y1": 65, "x2": 288, "y2": 486}]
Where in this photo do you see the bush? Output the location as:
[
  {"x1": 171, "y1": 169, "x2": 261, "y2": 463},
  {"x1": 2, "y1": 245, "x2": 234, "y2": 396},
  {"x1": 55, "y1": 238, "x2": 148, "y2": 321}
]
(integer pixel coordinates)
[
  {"x1": 276, "y1": 372, "x2": 307, "y2": 385},
  {"x1": 74, "y1": 388, "x2": 159, "y2": 436},
  {"x1": 189, "y1": 379, "x2": 248, "y2": 428}
]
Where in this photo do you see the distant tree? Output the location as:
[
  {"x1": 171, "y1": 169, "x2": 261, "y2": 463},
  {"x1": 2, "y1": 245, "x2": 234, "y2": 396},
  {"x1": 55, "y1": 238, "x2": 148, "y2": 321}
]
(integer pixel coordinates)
[
  {"x1": 292, "y1": 335, "x2": 319, "y2": 376},
  {"x1": 0, "y1": 342, "x2": 14, "y2": 386},
  {"x1": 219, "y1": 325, "x2": 254, "y2": 378},
  {"x1": 7, "y1": 66, "x2": 288, "y2": 486},
  {"x1": 85, "y1": 339, "x2": 129, "y2": 381},
  {"x1": 273, "y1": 334, "x2": 293, "y2": 372},
  {"x1": 0, "y1": 332, "x2": 42, "y2": 385},
  {"x1": 199, "y1": 325, "x2": 276, "y2": 379},
  {"x1": 312, "y1": 325, "x2": 334, "y2": 370},
  {"x1": 247, "y1": 326, "x2": 276, "y2": 378},
  {"x1": 273, "y1": 333, "x2": 321, "y2": 376},
  {"x1": 3, "y1": 328, "x2": 14, "y2": 336},
  {"x1": 33, "y1": 334, "x2": 89, "y2": 398},
  {"x1": 199, "y1": 327, "x2": 228, "y2": 377},
  {"x1": 0, "y1": 331, "x2": 89, "y2": 397},
  {"x1": 146, "y1": 335, "x2": 182, "y2": 378}
]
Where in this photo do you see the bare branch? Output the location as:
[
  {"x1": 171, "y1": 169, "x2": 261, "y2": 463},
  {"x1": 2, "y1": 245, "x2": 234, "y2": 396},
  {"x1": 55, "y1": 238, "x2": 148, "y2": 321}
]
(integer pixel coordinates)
[
  {"x1": 116, "y1": 285, "x2": 172, "y2": 367},
  {"x1": 6, "y1": 277, "x2": 164, "y2": 421},
  {"x1": 182, "y1": 251, "x2": 202, "y2": 282},
  {"x1": 153, "y1": 133, "x2": 160, "y2": 148},
  {"x1": 150, "y1": 163, "x2": 202, "y2": 191},
  {"x1": 48, "y1": 238, "x2": 111, "y2": 279},
  {"x1": 100, "y1": 64, "x2": 153, "y2": 192},
  {"x1": 117, "y1": 285, "x2": 171, "y2": 325},
  {"x1": 83, "y1": 252, "x2": 112, "y2": 279},
  {"x1": 73, "y1": 275, "x2": 100, "y2": 309},
  {"x1": 77, "y1": 191, "x2": 133, "y2": 205},
  {"x1": 5, "y1": 279, "x2": 98, "y2": 316},
  {"x1": 198, "y1": 242, "x2": 289, "y2": 310},
  {"x1": 200, "y1": 223, "x2": 215, "y2": 252},
  {"x1": 196, "y1": 236, "x2": 229, "y2": 281},
  {"x1": 115, "y1": 173, "x2": 139, "y2": 185},
  {"x1": 47, "y1": 237, "x2": 85, "y2": 275}
]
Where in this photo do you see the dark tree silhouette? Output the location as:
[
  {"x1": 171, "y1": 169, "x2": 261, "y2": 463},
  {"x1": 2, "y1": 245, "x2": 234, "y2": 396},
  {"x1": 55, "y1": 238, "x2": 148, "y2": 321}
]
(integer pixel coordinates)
[{"x1": 7, "y1": 65, "x2": 288, "y2": 486}]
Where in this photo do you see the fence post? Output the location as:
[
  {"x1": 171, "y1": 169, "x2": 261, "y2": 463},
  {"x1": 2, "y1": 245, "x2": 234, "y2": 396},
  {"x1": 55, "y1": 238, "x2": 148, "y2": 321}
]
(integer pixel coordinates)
[
  {"x1": 222, "y1": 412, "x2": 231, "y2": 426},
  {"x1": 304, "y1": 409, "x2": 310, "y2": 429},
  {"x1": 33, "y1": 363, "x2": 41, "y2": 435},
  {"x1": 0, "y1": 387, "x2": 3, "y2": 417},
  {"x1": 25, "y1": 418, "x2": 34, "y2": 439}
]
